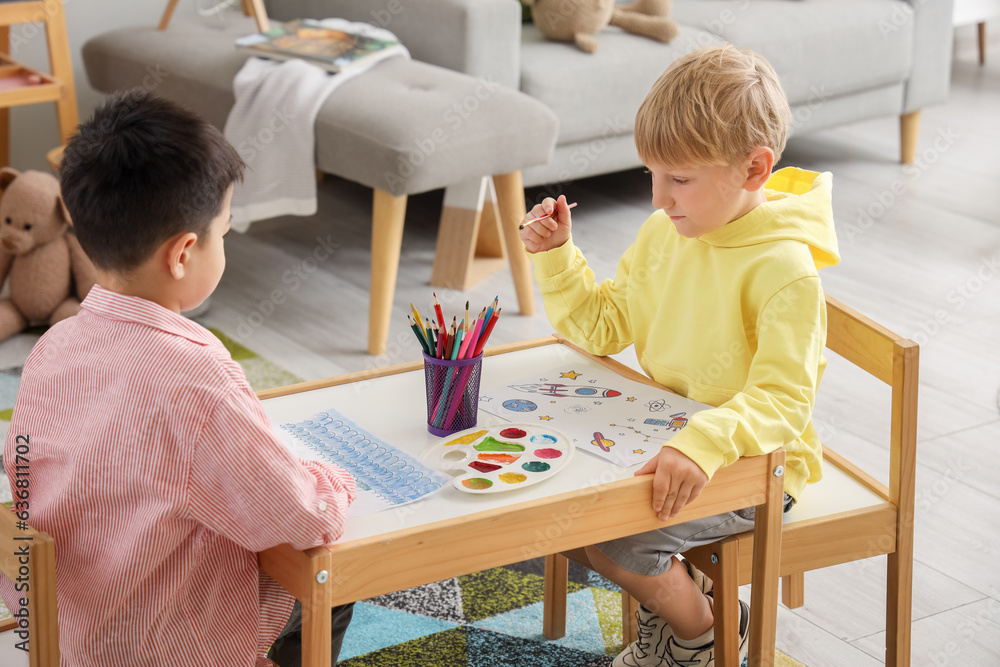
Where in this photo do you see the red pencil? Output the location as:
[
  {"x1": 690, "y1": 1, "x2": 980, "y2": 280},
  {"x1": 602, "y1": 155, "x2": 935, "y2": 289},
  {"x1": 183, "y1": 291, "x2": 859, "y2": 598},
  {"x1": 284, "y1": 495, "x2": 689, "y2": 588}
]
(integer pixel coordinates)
[
  {"x1": 473, "y1": 307, "x2": 501, "y2": 357},
  {"x1": 433, "y1": 292, "x2": 446, "y2": 330}
]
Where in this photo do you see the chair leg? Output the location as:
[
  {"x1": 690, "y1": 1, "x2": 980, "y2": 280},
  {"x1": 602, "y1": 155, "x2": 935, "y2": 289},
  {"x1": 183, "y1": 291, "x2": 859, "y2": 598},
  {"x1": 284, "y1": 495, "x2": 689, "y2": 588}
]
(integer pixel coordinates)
[
  {"x1": 885, "y1": 551, "x2": 913, "y2": 667},
  {"x1": 369, "y1": 189, "x2": 407, "y2": 356},
  {"x1": 900, "y1": 110, "x2": 920, "y2": 165},
  {"x1": 781, "y1": 573, "x2": 804, "y2": 609},
  {"x1": 44, "y1": 0, "x2": 79, "y2": 144},
  {"x1": 622, "y1": 589, "x2": 639, "y2": 645},
  {"x1": 543, "y1": 553, "x2": 569, "y2": 640},
  {"x1": 158, "y1": 0, "x2": 180, "y2": 29},
  {"x1": 491, "y1": 171, "x2": 536, "y2": 316},
  {"x1": 711, "y1": 538, "x2": 741, "y2": 667}
]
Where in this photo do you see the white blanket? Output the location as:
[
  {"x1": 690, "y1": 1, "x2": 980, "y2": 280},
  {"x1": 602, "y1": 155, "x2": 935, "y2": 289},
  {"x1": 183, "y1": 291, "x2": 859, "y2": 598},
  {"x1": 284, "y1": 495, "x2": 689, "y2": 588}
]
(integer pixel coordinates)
[{"x1": 224, "y1": 20, "x2": 408, "y2": 232}]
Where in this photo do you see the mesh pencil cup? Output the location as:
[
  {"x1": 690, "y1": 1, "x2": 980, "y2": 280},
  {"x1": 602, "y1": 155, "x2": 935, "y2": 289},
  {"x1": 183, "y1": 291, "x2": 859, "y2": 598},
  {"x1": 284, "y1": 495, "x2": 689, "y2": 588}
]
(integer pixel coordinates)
[{"x1": 423, "y1": 352, "x2": 483, "y2": 436}]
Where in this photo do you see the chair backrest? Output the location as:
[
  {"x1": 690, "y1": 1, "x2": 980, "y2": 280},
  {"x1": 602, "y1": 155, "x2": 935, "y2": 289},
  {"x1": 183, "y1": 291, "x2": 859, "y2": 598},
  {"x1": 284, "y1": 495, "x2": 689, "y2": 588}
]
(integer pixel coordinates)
[
  {"x1": 0, "y1": 501, "x2": 59, "y2": 667},
  {"x1": 823, "y1": 295, "x2": 919, "y2": 514}
]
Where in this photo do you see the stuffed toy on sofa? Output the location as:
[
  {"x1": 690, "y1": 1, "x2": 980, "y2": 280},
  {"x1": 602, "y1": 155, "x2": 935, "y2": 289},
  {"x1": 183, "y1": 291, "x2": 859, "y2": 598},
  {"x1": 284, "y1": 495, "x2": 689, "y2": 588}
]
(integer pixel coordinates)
[
  {"x1": 0, "y1": 167, "x2": 97, "y2": 342},
  {"x1": 525, "y1": 0, "x2": 678, "y2": 53}
]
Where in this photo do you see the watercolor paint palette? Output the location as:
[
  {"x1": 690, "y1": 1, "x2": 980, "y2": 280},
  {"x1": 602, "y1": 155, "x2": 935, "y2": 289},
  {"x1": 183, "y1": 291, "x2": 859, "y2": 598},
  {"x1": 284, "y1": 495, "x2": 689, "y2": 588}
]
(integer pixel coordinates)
[{"x1": 431, "y1": 423, "x2": 574, "y2": 494}]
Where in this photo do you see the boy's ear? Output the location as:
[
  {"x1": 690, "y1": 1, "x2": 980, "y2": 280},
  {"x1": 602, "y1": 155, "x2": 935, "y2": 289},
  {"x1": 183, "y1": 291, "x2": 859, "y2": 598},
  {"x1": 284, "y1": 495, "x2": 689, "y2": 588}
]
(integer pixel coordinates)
[
  {"x1": 743, "y1": 147, "x2": 774, "y2": 192},
  {"x1": 164, "y1": 232, "x2": 199, "y2": 280}
]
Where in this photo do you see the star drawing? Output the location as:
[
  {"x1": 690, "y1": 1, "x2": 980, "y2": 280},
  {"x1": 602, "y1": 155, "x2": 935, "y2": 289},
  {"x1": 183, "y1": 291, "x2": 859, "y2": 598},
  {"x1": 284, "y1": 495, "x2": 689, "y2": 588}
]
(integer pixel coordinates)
[{"x1": 560, "y1": 370, "x2": 582, "y2": 379}]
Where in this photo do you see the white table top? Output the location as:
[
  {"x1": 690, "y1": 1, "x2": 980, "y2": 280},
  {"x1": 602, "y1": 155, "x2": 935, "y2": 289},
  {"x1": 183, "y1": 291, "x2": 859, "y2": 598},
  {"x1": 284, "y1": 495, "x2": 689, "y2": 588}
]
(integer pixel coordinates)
[
  {"x1": 261, "y1": 341, "x2": 885, "y2": 544},
  {"x1": 262, "y1": 343, "x2": 639, "y2": 543}
]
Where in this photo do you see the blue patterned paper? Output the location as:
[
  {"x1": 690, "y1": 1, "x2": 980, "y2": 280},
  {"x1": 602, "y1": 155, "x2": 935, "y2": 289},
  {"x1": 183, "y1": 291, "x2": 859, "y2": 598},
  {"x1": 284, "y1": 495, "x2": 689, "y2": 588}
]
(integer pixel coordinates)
[{"x1": 281, "y1": 408, "x2": 447, "y2": 506}]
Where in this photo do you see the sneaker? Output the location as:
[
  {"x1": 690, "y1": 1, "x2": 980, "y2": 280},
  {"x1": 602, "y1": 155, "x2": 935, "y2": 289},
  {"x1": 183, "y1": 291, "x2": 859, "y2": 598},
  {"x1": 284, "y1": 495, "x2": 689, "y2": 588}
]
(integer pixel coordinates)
[
  {"x1": 682, "y1": 558, "x2": 713, "y2": 596},
  {"x1": 662, "y1": 598, "x2": 749, "y2": 667},
  {"x1": 612, "y1": 604, "x2": 672, "y2": 667}
]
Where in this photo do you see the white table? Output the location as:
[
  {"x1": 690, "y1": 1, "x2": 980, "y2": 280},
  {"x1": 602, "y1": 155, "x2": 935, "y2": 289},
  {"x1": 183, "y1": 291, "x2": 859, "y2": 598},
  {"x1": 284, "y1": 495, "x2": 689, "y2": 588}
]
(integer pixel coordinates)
[{"x1": 256, "y1": 336, "x2": 786, "y2": 666}]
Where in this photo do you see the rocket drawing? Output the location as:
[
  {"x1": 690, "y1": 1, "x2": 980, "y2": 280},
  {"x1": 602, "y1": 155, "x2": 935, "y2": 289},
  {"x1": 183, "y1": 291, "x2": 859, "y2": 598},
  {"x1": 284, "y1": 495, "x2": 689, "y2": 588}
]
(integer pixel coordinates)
[{"x1": 511, "y1": 383, "x2": 622, "y2": 399}]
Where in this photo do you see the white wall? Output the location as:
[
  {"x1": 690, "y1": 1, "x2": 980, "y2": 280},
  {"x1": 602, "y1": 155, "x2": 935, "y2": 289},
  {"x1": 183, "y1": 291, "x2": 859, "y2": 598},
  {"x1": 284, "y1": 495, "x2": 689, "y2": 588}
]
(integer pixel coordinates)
[{"x1": 8, "y1": 0, "x2": 210, "y2": 171}]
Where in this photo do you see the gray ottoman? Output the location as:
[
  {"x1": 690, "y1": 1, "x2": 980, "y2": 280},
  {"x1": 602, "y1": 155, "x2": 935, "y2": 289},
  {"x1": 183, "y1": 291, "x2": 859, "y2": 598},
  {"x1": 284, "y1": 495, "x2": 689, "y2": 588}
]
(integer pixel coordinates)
[{"x1": 82, "y1": 16, "x2": 559, "y2": 355}]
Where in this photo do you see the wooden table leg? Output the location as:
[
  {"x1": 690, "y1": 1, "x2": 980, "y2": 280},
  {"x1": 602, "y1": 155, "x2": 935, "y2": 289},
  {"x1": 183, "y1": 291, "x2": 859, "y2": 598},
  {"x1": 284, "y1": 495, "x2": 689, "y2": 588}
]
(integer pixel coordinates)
[
  {"x1": 543, "y1": 553, "x2": 568, "y2": 639},
  {"x1": 747, "y1": 451, "x2": 784, "y2": 667}
]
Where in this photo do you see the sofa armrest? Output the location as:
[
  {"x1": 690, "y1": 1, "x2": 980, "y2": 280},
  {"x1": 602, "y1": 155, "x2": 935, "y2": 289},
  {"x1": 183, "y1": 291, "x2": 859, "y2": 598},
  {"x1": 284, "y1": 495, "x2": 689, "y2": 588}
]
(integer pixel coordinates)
[
  {"x1": 263, "y1": 0, "x2": 522, "y2": 87},
  {"x1": 900, "y1": 0, "x2": 953, "y2": 112}
]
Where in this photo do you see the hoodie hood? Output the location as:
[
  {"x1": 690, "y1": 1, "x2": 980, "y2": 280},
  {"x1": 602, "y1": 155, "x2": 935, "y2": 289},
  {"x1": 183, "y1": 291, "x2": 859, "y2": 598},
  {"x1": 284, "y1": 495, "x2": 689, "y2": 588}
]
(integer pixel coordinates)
[{"x1": 699, "y1": 167, "x2": 840, "y2": 270}]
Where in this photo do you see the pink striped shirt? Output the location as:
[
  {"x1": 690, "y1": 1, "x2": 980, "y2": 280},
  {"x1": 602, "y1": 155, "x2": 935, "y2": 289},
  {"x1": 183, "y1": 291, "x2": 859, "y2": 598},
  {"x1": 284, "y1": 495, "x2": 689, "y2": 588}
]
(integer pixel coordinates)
[{"x1": 1, "y1": 285, "x2": 356, "y2": 666}]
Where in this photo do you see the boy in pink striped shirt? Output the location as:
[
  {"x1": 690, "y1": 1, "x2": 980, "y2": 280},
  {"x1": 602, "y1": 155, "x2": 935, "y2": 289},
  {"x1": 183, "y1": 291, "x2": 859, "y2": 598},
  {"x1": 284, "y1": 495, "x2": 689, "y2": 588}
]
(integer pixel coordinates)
[{"x1": 2, "y1": 89, "x2": 356, "y2": 666}]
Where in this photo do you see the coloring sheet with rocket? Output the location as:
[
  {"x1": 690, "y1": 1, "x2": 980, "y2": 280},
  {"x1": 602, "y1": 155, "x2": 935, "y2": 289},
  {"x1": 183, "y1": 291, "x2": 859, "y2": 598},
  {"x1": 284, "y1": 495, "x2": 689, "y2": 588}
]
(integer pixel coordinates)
[{"x1": 478, "y1": 361, "x2": 712, "y2": 468}]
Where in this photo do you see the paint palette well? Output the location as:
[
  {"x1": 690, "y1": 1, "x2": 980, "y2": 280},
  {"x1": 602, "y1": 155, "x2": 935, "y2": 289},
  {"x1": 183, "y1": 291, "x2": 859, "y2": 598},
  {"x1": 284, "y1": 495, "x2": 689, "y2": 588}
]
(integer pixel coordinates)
[{"x1": 433, "y1": 423, "x2": 574, "y2": 494}]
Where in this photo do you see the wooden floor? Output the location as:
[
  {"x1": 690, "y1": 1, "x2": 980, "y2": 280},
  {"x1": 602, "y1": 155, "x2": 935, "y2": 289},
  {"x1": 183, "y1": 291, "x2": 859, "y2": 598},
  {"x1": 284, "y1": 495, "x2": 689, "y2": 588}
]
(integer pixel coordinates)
[{"x1": 1, "y1": 28, "x2": 997, "y2": 667}]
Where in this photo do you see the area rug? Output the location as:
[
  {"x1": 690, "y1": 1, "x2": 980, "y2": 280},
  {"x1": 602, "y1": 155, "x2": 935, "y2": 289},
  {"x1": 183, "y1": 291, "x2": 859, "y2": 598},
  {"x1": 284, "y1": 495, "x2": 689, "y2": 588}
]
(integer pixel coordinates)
[{"x1": 340, "y1": 557, "x2": 806, "y2": 667}]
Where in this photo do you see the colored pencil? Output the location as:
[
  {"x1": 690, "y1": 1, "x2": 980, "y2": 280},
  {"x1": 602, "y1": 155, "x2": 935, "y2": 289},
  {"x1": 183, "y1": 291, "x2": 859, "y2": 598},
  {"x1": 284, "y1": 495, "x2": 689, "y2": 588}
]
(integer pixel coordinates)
[
  {"x1": 456, "y1": 318, "x2": 474, "y2": 360},
  {"x1": 519, "y1": 202, "x2": 577, "y2": 229},
  {"x1": 433, "y1": 292, "x2": 446, "y2": 330},
  {"x1": 443, "y1": 306, "x2": 502, "y2": 427},
  {"x1": 408, "y1": 315, "x2": 430, "y2": 355},
  {"x1": 450, "y1": 325, "x2": 464, "y2": 361},
  {"x1": 473, "y1": 307, "x2": 501, "y2": 357}
]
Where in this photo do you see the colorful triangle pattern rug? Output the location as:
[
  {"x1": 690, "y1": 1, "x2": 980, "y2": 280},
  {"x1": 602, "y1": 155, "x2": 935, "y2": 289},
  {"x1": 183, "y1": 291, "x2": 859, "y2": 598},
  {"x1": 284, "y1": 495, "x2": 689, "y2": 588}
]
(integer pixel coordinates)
[{"x1": 339, "y1": 557, "x2": 807, "y2": 667}]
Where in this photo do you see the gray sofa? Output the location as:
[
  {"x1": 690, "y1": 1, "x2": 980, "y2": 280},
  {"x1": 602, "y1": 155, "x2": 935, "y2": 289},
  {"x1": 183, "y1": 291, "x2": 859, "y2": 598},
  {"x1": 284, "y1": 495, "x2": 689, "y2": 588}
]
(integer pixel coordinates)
[{"x1": 265, "y1": 0, "x2": 955, "y2": 187}]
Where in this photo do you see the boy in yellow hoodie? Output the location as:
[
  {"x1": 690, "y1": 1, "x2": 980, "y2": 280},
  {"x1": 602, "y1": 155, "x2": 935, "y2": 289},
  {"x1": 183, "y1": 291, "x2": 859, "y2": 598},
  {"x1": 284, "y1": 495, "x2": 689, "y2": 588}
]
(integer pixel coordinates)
[{"x1": 518, "y1": 45, "x2": 840, "y2": 667}]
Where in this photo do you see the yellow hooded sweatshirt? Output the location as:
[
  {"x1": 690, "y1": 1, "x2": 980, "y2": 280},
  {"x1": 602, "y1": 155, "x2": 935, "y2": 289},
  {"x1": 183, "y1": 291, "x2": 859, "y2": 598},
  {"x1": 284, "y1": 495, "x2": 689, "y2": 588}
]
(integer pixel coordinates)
[{"x1": 527, "y1": 168, "x2": 840, "y2": 500}]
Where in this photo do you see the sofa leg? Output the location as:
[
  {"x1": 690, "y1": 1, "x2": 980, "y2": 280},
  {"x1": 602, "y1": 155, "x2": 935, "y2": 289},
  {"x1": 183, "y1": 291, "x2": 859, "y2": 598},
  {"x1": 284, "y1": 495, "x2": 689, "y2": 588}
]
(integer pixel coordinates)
[
  {"x1": 979, "y1": 21, "x2": 987, "y2": 65},
  {"x1": 492, "y1": 171, "x2": 535, "y2": 316},
  {"x1": 900, "y1": 110, "x2": 921, "y2": 165},
  {"x1": 370, "y1": 189, "x2": 407, "y2": 356}
]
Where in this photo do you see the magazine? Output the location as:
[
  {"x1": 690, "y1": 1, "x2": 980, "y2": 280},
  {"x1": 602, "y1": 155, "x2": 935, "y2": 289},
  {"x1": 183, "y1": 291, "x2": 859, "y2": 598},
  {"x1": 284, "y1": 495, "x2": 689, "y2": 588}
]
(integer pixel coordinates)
[{"x1": 235, "y1": 18, "x2": 405, "y2": 73}]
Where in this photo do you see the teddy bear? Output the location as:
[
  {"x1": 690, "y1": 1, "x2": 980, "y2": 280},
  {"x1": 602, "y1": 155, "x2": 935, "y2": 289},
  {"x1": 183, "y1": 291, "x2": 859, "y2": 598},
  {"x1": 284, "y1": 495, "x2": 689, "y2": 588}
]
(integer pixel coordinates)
[
  {"x1": 525, "y1": 0, "x2": 678, "y2": 53},
  {"x1": 0, "y1": 167, "x2": 97, "y2": 342}
]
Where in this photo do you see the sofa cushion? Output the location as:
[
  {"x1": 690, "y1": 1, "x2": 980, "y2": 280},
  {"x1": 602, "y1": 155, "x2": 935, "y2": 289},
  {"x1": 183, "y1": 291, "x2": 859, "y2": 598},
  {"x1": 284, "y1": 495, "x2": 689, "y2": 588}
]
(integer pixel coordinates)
[
  {"x1": 520, "y1": 25, "x2": 722, "y2": 146},
  {"x1": 671, "y1": 0, "x2": 914, "y2": 107}
]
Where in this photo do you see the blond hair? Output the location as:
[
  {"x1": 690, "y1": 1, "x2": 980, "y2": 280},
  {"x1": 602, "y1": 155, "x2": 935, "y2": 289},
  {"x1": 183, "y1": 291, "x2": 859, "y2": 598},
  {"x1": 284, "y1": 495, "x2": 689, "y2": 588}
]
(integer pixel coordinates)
[{"x1": 635, "y1": 44, "x2": 791, "y2": 168}]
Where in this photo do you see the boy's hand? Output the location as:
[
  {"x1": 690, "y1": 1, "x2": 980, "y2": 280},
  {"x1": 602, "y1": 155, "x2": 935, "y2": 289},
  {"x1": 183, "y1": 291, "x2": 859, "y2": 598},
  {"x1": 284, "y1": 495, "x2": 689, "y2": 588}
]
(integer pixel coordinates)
[
  {"x1": 519, "y1": 195, "x2": 572, "y2": 254},
  {"x1": 634, "y1": 447, "x2": 709, "y2": 521}
]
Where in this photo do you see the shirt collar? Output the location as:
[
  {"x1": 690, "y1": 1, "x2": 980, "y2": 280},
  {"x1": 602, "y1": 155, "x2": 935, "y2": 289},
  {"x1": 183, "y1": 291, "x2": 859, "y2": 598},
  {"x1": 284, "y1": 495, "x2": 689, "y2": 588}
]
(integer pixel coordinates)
[{"x1": 81, "y1": 284, "x2": 222, "y2": 348}]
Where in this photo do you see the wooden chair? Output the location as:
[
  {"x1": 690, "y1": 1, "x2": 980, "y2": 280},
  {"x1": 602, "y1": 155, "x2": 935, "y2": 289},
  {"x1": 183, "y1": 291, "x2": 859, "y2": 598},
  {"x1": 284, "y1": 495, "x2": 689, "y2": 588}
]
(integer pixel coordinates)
[
  {"x1": 0, "y1": 504, "x2": 60, "y2": 666},
  {"x1": 543, "y1": 295, "x2": 918, "y2": 665}
]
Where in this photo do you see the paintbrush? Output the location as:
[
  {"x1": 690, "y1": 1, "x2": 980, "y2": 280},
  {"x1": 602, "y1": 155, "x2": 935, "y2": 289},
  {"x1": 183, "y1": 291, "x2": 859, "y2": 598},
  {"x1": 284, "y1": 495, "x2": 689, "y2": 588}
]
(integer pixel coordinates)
[{"x1": 519, "y1": 202, "x2": 578, "y2": 229}]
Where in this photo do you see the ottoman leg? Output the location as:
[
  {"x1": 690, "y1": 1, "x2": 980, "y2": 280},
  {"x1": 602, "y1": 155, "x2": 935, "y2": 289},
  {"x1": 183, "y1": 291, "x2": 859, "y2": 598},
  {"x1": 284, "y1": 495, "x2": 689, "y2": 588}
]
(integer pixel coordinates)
[
  {"x1": 492, "y1": 171, "x2": 535, "y2": 316},
  {"x1": 431, "y1": 177, "x2": 506, "y2": 290},
  {"x1": 370, "y1": 188, "x2": 408, "y2": 356}
]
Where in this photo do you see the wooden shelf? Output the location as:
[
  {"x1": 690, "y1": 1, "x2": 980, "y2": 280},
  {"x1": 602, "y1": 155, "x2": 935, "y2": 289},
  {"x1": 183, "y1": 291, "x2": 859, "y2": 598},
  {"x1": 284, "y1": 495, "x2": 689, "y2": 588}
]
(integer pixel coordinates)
[{"x1": 0, "y1": 0, "x2": 78, "y2": 168}]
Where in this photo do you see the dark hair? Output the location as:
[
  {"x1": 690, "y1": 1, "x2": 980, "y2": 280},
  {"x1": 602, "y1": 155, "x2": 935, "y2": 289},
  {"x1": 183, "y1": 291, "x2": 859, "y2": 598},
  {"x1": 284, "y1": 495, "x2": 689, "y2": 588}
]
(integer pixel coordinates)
[{"x1": 60, "y1": 88, "x2": 244, "y2": 273}]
